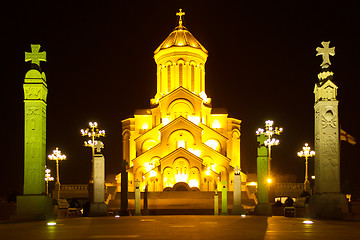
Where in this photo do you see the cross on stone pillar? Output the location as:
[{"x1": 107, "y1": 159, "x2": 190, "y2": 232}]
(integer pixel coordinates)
[
  {"x1": 221, "y1": 180, "x2": 228, "y2": 215},
  {"x1": 257, "y1": 134, "x2": 267, "y2": 146},
  {"x1": 214, "y1": 189, "x2": 219, "y2": 215},
  {"x1": 232, "y1": 165, "x2": 244, "y2": 215},
  {"x1": 94, "y1": 141, "x2": 104, "y2": 153},
  {"x1": 255, "y1": 133, "x2": 272, "y2": 215},
  {"x1": 234, "y1": 166, "x2": 241, "y2": 175},
  {"x1": 25, "y1": 44, "x2": 47, "y2": 67},
  {"x1": 134, "y1": 179, "x2": 141, "y2": 216},
  {"x1": 316, "y1": 41, "x2": 335, "y2": 68},
  {"x1": 18, "y1": 44, "x2": 52, "y2": 220}
]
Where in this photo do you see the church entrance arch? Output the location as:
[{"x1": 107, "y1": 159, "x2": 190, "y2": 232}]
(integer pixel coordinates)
[{"x1": 173, "y1": 182, "x2": 191, "y2": 191}]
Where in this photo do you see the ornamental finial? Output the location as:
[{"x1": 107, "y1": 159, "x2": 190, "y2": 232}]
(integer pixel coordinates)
[
  {"x1": 25, "y1": 44, "x2": 46, "y2": 67},
  {"x1": 176, "y1": 9, "x2": 185, "y2": 27},
  {"x1": 316, "y1": 41, "x2": 335, "y2": 69}
]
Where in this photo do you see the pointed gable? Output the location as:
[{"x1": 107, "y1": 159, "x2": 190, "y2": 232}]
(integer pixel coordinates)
[{"x1": 314, "y1": 79, "x2": 338, "y2": 102}]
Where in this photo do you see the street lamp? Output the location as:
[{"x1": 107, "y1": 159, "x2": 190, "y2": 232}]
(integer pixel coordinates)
[
  {"x1": 297, "y1": 143, "x2": 315, "y2": 192},
  {"x1": 44, "y1": 166, "x2": 54, "y2": 196},
  {"x1": 256, "y1": 120, "x2": 283, "y2": 180},
  {"x1": 48, "y1": 147, "x2": 66, "y2": 199},
  {"x1": 81, "y1": 122, "x2": 105, "y2": 182}
]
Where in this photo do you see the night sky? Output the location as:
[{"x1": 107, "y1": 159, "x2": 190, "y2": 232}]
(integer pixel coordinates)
[{"x1": 1, "y1": 1, "x2": 360, "y2": 196}]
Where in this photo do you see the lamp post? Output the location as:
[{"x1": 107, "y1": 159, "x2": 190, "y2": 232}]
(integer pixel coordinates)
[
  {"x1": 297, "y1": 143, "x2": 315, "y2": 192},
  {"x1": 44, "y1": 166, "x2": 54, "y2": 196},
  {"x1": 48, "y1": 147, "x2": 66, "y2": 199},
  {"x1": 256, "y1": 120, "x2": 283, "y2": 181},
  {"x1": 81, "y1": 122, "x2": 105, "y2": 183}
]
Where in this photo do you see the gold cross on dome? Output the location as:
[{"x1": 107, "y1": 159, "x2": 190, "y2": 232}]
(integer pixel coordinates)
[
  {"x1": 25, "y1": 44, "x2": 46, "y2": 67},
  {"x1": 176, "y1": 9, "x2": 185, "y2": 27},
  {"x1": 316, "y1": 41, "x2": 335, "y2": 68}
]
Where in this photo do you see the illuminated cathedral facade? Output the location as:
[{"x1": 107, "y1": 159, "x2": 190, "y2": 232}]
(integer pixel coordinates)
[{"x1": 118, "y1": 10, "x2": 244, "y2": 192}]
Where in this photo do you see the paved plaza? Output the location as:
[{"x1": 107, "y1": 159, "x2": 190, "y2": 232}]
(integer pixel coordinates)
[{"x1": 1, "y1": 215, "x2": 360, "y2": 239}]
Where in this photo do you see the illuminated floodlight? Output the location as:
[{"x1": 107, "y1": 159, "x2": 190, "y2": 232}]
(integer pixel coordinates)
[
  {"x1": 256, "y1": 120, "x2": 283, "y2": 181},
  {"x1": 241, "y1": 214, "x2": 246, "y2": 217},
  {"x1": 44, "y1": 166, "x2": 54, "y2": 196},
  {"x1": 303, "y1": 220, "x2": 313, "y2": 224},
  {"x1": 297, "y1": 143, "x2": 315, "y2": 192},
  {"x1": 115, "y1": 215, "x2": 120, "y2": 218},
  {"x1": 267, "y1": 178, "x2": 272, "y2": 184},
  {"x1": 48, "y1": 148, "x2": 66, "y2": 184},
  {"x1": 81, "y1": 121, "x2": 105, "y2": 182},
  {"x1": 48, "y1": 147, "x2": 66, "y2": 199},
  {"x1": 47, "y1": 222, "x2": 56, "y2": 226}
]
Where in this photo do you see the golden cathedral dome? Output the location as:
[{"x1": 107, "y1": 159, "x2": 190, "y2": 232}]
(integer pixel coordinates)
[{"x1": 154, "y1": 9, "x2": 208, "y2": 55}]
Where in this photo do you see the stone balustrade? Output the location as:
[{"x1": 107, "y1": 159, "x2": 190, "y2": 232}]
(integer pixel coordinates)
[
  {"x1": 57, "y1": 184, "x2": 89, "y2": 199},
  {"x1": 60, "y1": 184, "x2": 89, "y2": 191},
  {"x1": 275, "y1": 183, "x2": 304, "y2": 197}
]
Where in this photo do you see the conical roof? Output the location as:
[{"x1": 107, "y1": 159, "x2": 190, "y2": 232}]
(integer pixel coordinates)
[{"x1": 154, "y1": 10, "x2": 208, "y2": 55}]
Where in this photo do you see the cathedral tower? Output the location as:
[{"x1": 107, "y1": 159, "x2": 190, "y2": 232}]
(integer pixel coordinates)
[{"x1": 152, "y1": 9, "x2": 208, "y2": 103}]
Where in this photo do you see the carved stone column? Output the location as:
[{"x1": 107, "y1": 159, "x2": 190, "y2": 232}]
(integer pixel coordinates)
[
  {"x1": 17, "y1": 44, "x2": 54, "y2": 220},
  {"x1": 309, "y1": 41, "x2": 348, "y2": 219}
]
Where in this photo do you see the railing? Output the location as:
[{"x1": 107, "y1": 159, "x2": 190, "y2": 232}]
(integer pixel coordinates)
[
  {"x1": 60, "y1": 184, "x2": 89, "y2": 191},
  {"x1": 275, "y1": 183, "x2": 304, "y2": 197},
  {"x1": 58, "y1": 184, "x2": 89, "y2": 199}
]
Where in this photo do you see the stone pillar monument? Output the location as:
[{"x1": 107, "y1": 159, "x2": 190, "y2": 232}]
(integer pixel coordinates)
[
  {"x1": 89, "y1": 142, "x2": 108, "y2": 216},
  {"x1": 309, "y1": 41, "x2": 348, "y2": 219},
  {"x1": 232, "y1": 166, "x2": 244, "y2": 215},
  {"x1": 134, "y1": 180, "x2": 141, "y2": 216},
  {"x1": 221, "y1": 180, "x2": 228, "y2": 215},
  {"x1": 17, "y1": 44, "x2": 54, "y2": 220},
  {"x1": 214, "y1": 189, "x2": 219, "y2": 215},
  {"x1": 255, "y1": 134, "x2": 272, "y2": 215},
  {"x1": 120, "y1": 159, "x2": 129, "y2": 216}
]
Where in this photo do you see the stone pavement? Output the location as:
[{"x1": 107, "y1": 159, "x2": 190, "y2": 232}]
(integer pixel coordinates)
[{"x1": 1, "y1": 215, "x2": 360, "y2": 239}]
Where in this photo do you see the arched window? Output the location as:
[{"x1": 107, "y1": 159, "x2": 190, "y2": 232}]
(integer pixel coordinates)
[
  {"x1": 176, "y1": 139, "x2": 186, "y2": 149},
  {"x1": 123, "y1": 132, "x2": 130, "y2": 161},
  {"x1": 179, "y1": 63, "x2": 183, "y2": 86},
  {"x1": 160, "y1": 68, "x2": 162, "y2": 92},
  {"x1": 205, "y1": 139, "x2": 221, "y2": 152},
  {"x1": 200, "y1": 67, "x2": 203, "y2": 91},
  {"x1": 191, "y1": 65, "x2": 195, "y2": 91},
  {"x1": 167, "y1": 65, "x2": 171, "y2": 92},
  {"x1": 142, "y1": 139, "x2": 158, "y2": 153}
]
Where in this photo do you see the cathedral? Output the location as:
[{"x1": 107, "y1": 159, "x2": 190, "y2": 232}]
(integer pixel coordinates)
[{"x1": 118, "y1": 10, "x2": 245, "y2": 192}]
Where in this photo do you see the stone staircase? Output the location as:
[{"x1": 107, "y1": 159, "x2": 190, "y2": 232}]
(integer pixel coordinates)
[{"x1": 108, "y1": 190, "x2": 256, "y2": 215}]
